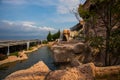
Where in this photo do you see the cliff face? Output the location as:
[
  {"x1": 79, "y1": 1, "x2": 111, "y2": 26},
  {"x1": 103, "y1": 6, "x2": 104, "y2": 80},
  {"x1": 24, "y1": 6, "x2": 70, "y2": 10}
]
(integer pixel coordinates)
[
  {"x1": 79, "y1": 0, "x2": 120, "y2": 38},
  {"x1": 78, "y1": 0, "x2": 120, "y2": 66}
]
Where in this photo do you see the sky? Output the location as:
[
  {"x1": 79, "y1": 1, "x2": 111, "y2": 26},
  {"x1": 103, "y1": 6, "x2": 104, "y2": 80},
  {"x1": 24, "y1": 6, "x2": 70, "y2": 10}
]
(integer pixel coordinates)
[{"x1": 0, "y1": 0, "x2": 86, "y2": 40}]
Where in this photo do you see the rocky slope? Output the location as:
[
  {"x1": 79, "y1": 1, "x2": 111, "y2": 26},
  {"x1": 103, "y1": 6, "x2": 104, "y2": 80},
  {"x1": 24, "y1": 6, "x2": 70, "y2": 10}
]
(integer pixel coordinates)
[{"x1": 5, "y1": 61, "x2": 120, "y2": 80}]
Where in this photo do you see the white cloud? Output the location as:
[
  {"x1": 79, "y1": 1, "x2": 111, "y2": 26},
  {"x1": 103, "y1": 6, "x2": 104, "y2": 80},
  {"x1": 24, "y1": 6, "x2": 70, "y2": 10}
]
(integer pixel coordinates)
[
  {"x1": 21, "y1": 21, "x2": 35, "y2": 25},
  {"x1": 39, "y1": 26, "x2": 56, "y2": 31},
  {"x1": 0, "y1": 20, "x2": 56, "y2": 39},
  {"x1": 2, "y1": 20, "x2": 14, "y2": 25},
  {"x1": 1, "y1": 0, "x2": 86, "y2": 17},
  {"x1": 21, "y1": 21, "x2": 36, "y2": 28},
  {"x1": 1, "y1": 20, "x2": 56, "y2": 32}
]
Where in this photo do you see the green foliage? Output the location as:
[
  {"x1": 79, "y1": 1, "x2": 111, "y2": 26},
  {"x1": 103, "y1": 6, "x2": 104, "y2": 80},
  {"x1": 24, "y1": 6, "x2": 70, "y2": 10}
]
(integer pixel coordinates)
[
  {"x1": 79, "y1": 0, "x2": 120, "y2": 22},
  {"x1": 42, "y1": 40, "x2": 48, "y2": 44},
  {"x1": 110, "y1": 29, "x2": 120, "y2": 48},
  {"x1": 29, "y1": 47, "x2": 33, "y2": 50},
  {"x1": 78, "y1": 0, "x2": 120, "y2": 65},
  {"x1": 47, "y1": 30, "x2": 60, "y2": 42},
  {"x1": 47, "y1": 31, "x2": 53, "y2": 41},
  {"x1": 110, "y1": 29, "x2": 120, "y2": 56},
  {"x1": 52, "y1": 30, "x2": 60, "y2": 41},
  {"x1": 9, "y1": 52, "x2": 19, "y2": 57},
  {"x1": 78, "y1": 5, "x2": 91, "y2": 20},
  {"x1": 89, "y1": 36, "x2": 104, "y2": 49}
]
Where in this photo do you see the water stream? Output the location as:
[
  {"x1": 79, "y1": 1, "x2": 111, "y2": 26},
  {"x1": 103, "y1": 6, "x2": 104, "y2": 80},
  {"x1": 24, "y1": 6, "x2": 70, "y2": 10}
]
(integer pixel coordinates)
[{"x1": 0, "y1": 46, "x2": 57, "y2": 79}]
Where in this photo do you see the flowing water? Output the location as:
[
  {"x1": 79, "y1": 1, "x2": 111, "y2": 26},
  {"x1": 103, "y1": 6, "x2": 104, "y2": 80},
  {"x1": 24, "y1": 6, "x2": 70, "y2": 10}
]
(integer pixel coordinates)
[{"x1": 0, "y1": 46, "x2": 57, "y2": 79}]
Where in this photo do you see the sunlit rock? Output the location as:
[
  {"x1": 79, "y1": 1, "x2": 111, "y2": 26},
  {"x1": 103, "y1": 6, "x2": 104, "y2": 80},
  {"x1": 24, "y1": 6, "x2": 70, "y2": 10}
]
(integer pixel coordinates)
[
  {"x1": 46, "y1": 63, "x2": 95, "y2": 80},
  {"x1": 4, "y1": 61, "x2": 50, "y2": 80},
  {"x1": 52, "y1": 44, "x2": 75, "y2": 63}
]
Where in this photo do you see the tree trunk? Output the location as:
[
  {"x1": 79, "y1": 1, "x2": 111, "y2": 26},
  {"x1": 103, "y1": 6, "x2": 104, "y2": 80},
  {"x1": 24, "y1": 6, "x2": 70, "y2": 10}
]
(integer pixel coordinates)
[
  {"x1": 105, "y1": 29, "x2": 110, "y2": 66},
  {"x1": 105, "y1": 0, "x2": 112, "y2": 66}
]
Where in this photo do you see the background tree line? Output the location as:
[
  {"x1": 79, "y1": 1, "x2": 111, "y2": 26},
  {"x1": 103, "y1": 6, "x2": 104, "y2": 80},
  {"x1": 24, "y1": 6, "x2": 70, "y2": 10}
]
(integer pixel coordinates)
[{"x1": 47, "y1": 30, "x2": 60, "y2": 42}]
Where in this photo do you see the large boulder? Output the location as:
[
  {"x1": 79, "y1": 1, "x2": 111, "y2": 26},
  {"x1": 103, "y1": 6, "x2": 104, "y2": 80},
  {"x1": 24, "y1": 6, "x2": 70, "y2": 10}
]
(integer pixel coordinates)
[
  {"x1": 4, "y1": 61, "x2": 50, "y2": 80},
  {"x1": 46, "y1": 63, "x2": 96, "y2": 80},
  {"x1": 73, "y1": 42, "x2": 85, "y2": 54},
  {"x1": 52, "y1": 44, "x2": 75, "y2": 63},
  {"x1": 51, "y1": 42, "x2": 86, "y2": 63},
  {"x1": 51, "y1": 42, "x2": 104, "y2": 67}
]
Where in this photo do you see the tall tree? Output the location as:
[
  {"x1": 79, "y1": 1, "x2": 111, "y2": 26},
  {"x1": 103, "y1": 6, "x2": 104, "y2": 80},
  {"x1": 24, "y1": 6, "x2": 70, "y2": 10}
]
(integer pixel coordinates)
[
  {"x1": 47, "y1": 31, "x2": 52, "y2": 41},
  {"x1": 52, "y1": 30, "x2": 60, "y2": 41},
  {"x1": 78, "y1": 0, "x2": 120, "y2": 66}
]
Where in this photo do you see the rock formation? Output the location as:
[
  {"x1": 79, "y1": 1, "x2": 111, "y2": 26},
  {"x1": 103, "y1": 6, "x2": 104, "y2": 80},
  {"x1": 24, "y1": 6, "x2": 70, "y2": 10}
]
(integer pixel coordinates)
[
  {"x1": 46, "y1": 63, "x2": 95, "y2": 80},
  {"x1": 51, "y1": 44, "x2": 74, "y2": 63},
  {"x1": 46, "y1": 63, "x2": 120, "y2": 80},
  {"x1": 51, "y1": 42, "x2": 101, "y2": 67},
  {"x1": 51, "y1": 42, "x2": 86, "y2": 63},
  {"x1": 4, "y1": 61, "x2": 120, "y2": 80},
  {"x1": 4, "y1": 61, "x2": 50, "y2": 80}
]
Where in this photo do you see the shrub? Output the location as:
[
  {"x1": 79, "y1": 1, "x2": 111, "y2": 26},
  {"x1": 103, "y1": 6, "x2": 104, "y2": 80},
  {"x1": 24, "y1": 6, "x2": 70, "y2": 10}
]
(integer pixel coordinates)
[
  {"x1": 9, "y1": 52, "x2": 19, "y2": 57},
  {"x1": 42, "y1": 40, "x2": 48, "y2": 44}
]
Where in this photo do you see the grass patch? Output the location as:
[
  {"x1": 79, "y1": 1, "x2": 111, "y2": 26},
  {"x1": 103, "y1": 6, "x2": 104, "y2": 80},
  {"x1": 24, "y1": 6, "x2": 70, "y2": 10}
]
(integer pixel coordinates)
[
  {"x1": 9, "y1": 52, "x2": 19, "y2": 57},
  {"x1": 29, "y1": 47, "x2": 33, "y2": 50}
]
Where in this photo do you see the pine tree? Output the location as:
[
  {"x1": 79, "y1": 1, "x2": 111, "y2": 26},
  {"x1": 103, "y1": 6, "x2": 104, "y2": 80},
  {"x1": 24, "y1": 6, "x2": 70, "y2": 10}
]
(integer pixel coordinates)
[
  {"x1": 47, "y1": 31, "x2": 52, "y2": 41},
  {"x1": 52, "y1": 30, "x2": 60, "y2": 41}
]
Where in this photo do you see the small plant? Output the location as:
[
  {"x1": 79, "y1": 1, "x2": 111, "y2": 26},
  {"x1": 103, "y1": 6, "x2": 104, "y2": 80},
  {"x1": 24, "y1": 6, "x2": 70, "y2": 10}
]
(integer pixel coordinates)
[
  {"x1": 47, "y1": 30, "x2": 60, "y2": 42},
  {"x1": 29, "y1": 47, "x2": 33, "y2": 50},
  {"x1": 89, "y1": 36, "x2": 104, "y2": 49},
  {"x1": 42, "y1": 40, "x2": 48, "y2": 44},
  {"x1": 9, "y1": 52, "x2": 19, "y2": 57}
]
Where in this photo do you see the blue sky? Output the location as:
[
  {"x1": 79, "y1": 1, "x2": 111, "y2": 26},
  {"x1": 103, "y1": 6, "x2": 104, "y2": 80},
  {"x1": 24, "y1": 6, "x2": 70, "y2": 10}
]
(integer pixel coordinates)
[{"x1": 0, "y1": 0, "x2": 86, "y2": 40}]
